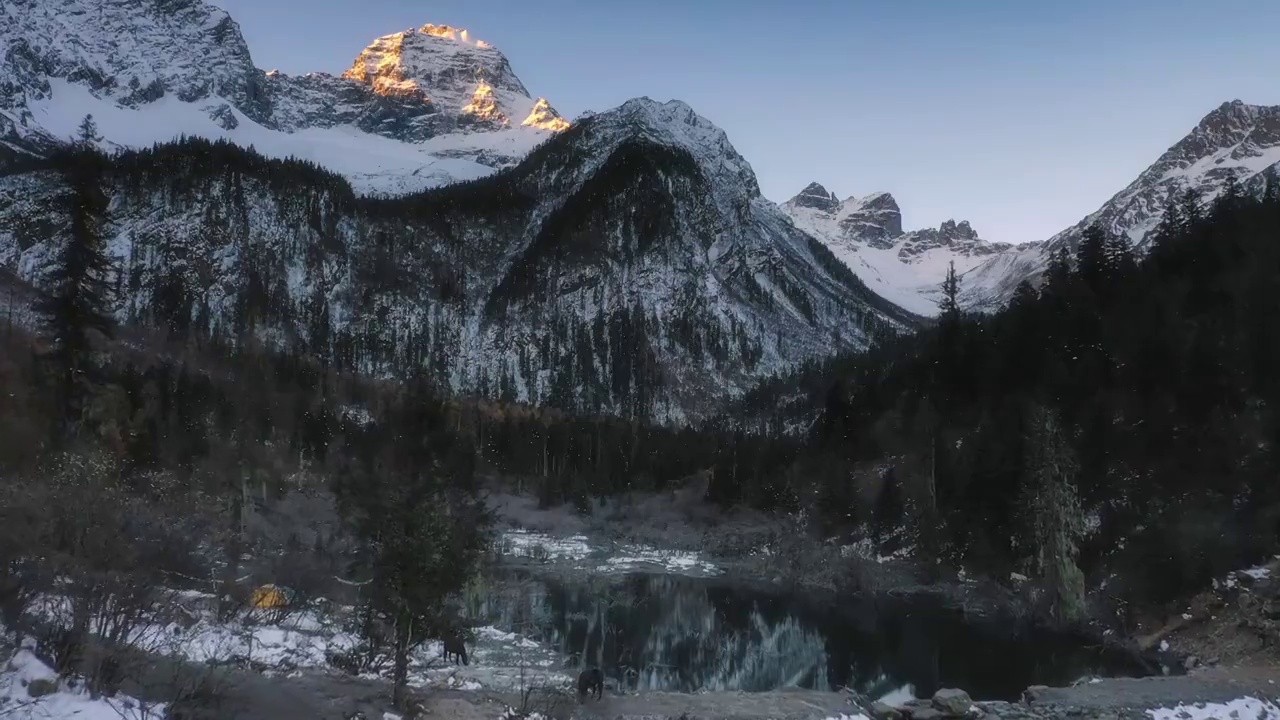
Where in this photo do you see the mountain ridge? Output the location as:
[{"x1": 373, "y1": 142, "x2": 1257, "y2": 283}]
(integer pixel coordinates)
[
  {"x1": 0, "y1": 0, "x2": 569, "y2": 194},
  {"x1": 0, "y1": 97, "x2": 915, "y2": 422},
  {"x1": 780, "y1": 186, "x2": 1008, "y2": 315},
  {"x1": 962, "y1": 98, "x2": 1280, "y2": 309}
]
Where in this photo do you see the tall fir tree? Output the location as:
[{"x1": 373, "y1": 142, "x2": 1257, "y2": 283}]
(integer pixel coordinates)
[
  {"x1": 76, "y1": 114, "x2": 100, "y2": 148},
  {"x1": 1265, "y1": 169, "x2": 1280, "y2": 206},
  {"x1": 337, "y1": 376, "x2": 491, "y2": 710},
  {"x1": 1177, "y1": 187, "x2": 1203, "y2": 229},
  {"x1": 938, "y1": 260, "x2": 961, "y2": 320},
  {"x1": 1102, "y1": 231, "x2": 1136, "y2": 280},
  {"x1": 37, "y1": 147, "x2": 115, "y2": 437},
  {"x1": 1042, "y1": 245, "x2": 1075, "y2": 304},
  {"x1": 1075, "y1": 224, "x2": 1110, "y2": 292},
  {"x1": 1022, "y1": 405, "x2": 1087, "y2": 626}
]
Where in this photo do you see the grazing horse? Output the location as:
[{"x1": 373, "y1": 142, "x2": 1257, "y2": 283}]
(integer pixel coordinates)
[
  {"x1": 577, "y1": 667, "x2": 603, "y2": 701},
  {"x1": 442, "y1": 635, "x2": 469, "y2": 666}
]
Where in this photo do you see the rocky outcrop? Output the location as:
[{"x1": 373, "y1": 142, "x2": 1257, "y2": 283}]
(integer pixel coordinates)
[
  {"x1": 0, "y1": 0, "x2": 270, "y2": 123},
  {"x1": 788, "y1": 182, "x2": 840, "y2": 213},
  {"x1": 836, "y1": 192, "x2": 904, "y2": 250},
  {"x1": 897, "y1": 219, "x2": 1012, "y2": 263},
  {"x1": 780, "y1": 187, "x2": 1007, "y2": 316}
]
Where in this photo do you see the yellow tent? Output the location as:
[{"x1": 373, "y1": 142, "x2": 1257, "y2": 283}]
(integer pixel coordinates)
[{"x1": 251, "y1": 584, "x2": 289, "y2": 609}]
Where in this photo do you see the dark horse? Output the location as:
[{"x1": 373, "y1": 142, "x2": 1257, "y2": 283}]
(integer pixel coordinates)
[
  {"x1": 441, "y1": 635, "x2": 469, "y2": 666},
  {"x1": 577, "y1": 667, "x2": 603, "y2": 701}
]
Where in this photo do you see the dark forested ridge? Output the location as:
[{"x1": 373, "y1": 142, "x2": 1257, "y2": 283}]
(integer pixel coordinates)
[
  {"x1": 0, "y1": 127, "x2": 909, "y2": 423},
  {"x1": 5, "y1": 143, "x2": 1278, "y2": 554},
  {"x1": 732, "y1": 178, "x2": 1280, "y2": 610}
]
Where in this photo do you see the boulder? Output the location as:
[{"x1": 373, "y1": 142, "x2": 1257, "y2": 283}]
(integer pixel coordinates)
[
  {"x1": 871, "y1": 701, "x2": 904, "y2": 720},
  {"x1": 1021, "y1": 685, "x2": 1050, "y2": 704},
  {"x1": 27, "y1": 678, "x2": 58, "y2": 697},
  {"x1": 932, "y1": 688, "x2": 973, "y2": 715}
]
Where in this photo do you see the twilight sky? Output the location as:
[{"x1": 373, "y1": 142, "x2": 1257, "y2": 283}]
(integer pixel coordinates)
[{"x1": 212, "y1": 0, "x2": 1280, "y2": 245}]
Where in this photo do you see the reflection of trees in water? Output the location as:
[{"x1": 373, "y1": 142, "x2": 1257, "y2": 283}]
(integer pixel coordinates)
[
  {"x1": 474, "y1": 573, "x2": 828, "y2": 692},
  {"x1": 469, "y1": 571, "x2": 1143, "y2": 698}
]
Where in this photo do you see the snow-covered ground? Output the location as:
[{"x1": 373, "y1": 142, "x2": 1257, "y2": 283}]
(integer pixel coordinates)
[
  {"x1": 1213, "y1": 556, "x2": 1279, "y2": 590},
  {"x1": 498, "y1": 529, "x2": 723, "y2": 577},
  {"x1": 836, "y1": 536, "x2": 915, "y2": 565},
  {"x1": 19, "y1": 586, "x2": 575, "y2": 702},
  {"x1": 0, "y1": 642, "x2": 165, "y2": 719},
  {"x1": 1146, "y1": 696, "x2": 1280, "y2": 720},
  {"x1": 156, "y1": 599, "x2": 573, "y2": 695},
  {"x1": 28, "y1": 80, "x2": 547, "y2": 196},
  {"x1": 782, "y1": 202, "x2": 997, "y2": 317}
]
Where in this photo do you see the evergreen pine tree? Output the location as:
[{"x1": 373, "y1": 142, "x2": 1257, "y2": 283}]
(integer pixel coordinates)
[
  {"x1": 1043, "y1": 246, "x2": 1073, "y2": 296},
  {"x1": 1265, "y1": 169, "x2": 1280, "y2": 206},
  {"x1": 1023, "y1": 405, "x2": 1087, "y2": 626},
  {"x1": 1213, "y1": 174, "x2": 1243, "y2": 216},
  {"x1": 1009, "y1": 279, "x2": 1039, "y2": 311},
  {"x1": 1103, "y1": 231, "x2": 1137, "y2": 280},
  {"x1": 76, "y1": 114, "x2": 101, "y2": 148},
  {"x1": 37, "y1": 148, "x2": 115, "y2": 436},
  {"x1": 1177, "y1": 188, "x2": 1203, "y2": 229},
  {"x1": 1149, "y1": 200, "x2": 1185, "y2": 262},
  {"x1": 338, "y1": 377, "x2": 491, "y2": 710},
  {"x1": 938, "y1": 261, "x2": 961, "y2": 319},
  {"x1": 1075, "y1": 224, "x2": 1109, "y2": 291}
]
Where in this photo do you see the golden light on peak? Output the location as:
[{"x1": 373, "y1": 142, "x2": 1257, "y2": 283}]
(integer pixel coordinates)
[
  {"x1": 419, "y1": 23, "x2": 489, "y2": 47},
  {"x1": 420, "y1": 23, "x2": 459, "y2": 38},
  {"x1": 342, "y1": 32, "x2": 426, "y2": 97},
  {"x1": 462, "y1": 81, "x2": 508, "y2": 124},
  {"x1": 522, "y1": 98, "x2": 570, "y2": 132}
]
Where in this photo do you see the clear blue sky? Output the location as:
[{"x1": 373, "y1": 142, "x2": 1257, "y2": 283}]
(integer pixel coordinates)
[{"x1": 213, "y1": 0, "x2": 1280, "y2": 245}]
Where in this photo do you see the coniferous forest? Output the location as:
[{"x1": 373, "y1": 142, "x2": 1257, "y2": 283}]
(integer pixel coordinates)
[
  {"x1": 3, "y1": 140, "x2": 1277, "y2": 596},
  {"x1": 2, "y1": 135, "x2": 1280, "y2": 714}
]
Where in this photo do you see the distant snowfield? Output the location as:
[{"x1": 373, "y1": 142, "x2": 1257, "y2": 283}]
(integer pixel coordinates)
[
  {"x1": 784, "y1": 206, "x2": 969, "y2": 317},
  {"x1": 29, "y1": 80, "x2": 548, "y2": 195},
  {"x1": 499, "y1": 529, "x2": 722, "y2": 577}
]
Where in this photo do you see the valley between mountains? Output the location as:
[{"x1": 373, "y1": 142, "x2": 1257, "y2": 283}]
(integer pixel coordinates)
[
  {"x1": 3, "y1": 1, "x2": 1280, "y2": 719},
  {"x1": 6, "y1": 0, "x2": 1280, "y2": 419}
]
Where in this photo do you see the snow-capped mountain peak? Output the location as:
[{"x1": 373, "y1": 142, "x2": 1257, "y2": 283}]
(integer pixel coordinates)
[
  {"x1": 962, "y1": 98, "x2": 1280, "y2": 310},
  {"x1": 0, "y1": 0, "x2": 569, "y2": 193},
  {"x1": 339, "y1": 23, "x2": 568, "y2": 132},
  {"x1": 787, "y1": 182, "x2": 840, "y2": 213},
  {"x1": 0, "y1": 87, "x2": 914, "y2": 421},
  {"x1": 781, "y1": 185, "x2": 1006, "y2": 315},
  {"x1": 834, "y1": 191, "x2": 903, "y2": 249},
  {"x1": 597, "y1": 97, "x2": 761, "y2": 198}
]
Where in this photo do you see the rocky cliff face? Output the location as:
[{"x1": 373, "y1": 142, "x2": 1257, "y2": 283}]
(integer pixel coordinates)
[
  {"x1": 781, "y1": 188, "x2": 1006, "y2": 316},
  {"x1": 0, "y1": 99, "x2": 914, "y2": 422},
  {"x1": 1, "y1": 0, "x2": 268, "y2": 145},
  {"x1": 0, "y1": 0, "x2": 568, "y2": 193},
  {"x1": 898, "y1": 219, "x2": 1011, "y2": 262}
]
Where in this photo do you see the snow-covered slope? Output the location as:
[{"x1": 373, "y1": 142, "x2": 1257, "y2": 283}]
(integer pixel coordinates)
[
  {"x1": 0, "y1": 0, "x2": 569, "y2": 194},
  {"x1": 781, "y1": 184, "x2": 1011, "y2": 316},
  {"x1": 965, "y1": 100, "x2": 1280, "y2": 309},
  {"x1": 0, "y1": 98, "x2": 916, "y2": 422}
]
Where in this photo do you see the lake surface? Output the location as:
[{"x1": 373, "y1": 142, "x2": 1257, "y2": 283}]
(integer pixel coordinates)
[{"x1": 466, "y1": 569, "x2": 1148, "y2": 701}]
